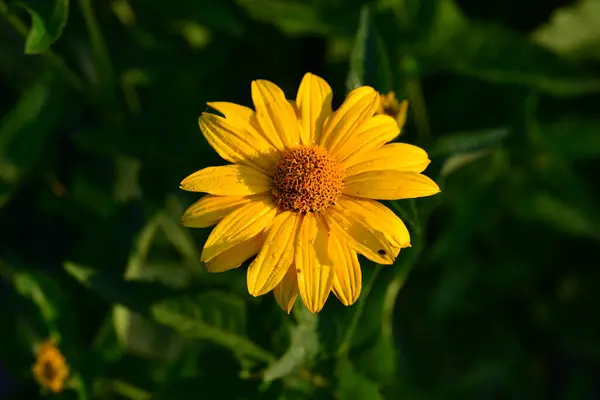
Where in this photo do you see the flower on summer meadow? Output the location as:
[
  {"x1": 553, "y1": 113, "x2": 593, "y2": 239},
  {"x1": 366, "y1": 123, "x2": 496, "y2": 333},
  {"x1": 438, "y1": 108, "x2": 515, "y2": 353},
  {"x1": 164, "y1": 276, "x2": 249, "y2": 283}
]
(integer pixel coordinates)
[
  {"x1": 32, "y1": 340, "x2": 69, "y2": 393},
  {"x1": 180, "y1": 73, "x2": 440, "y2": 313},
  {"x1": 378, "y1": 91, "x2": 408, "y2": 128}
]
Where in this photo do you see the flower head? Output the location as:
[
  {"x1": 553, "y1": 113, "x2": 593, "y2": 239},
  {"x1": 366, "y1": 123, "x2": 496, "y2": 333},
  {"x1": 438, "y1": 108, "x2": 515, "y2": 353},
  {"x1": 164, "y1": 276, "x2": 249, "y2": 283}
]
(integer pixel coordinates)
[
  {"x1": 378, "y1": 91, "x2": 408, "y2": 129},
  {"x1": 181, "y1": 73, "x2": 440, "y2": 313},
  {"x1": 32, "y1": 340, "x2": 69, "y2": 393}
]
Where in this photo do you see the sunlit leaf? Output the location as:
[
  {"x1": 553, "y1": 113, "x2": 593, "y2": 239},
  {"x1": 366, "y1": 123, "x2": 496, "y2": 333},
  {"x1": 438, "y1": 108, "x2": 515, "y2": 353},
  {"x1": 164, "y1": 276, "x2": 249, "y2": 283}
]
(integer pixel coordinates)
[
  {"x1": 336, "y1": 359, "x2": 384, "y2": 400},
  {"x1": 151, "y1": 291, "x2": 275, "y2": 363},
  {"x1": 533, "y1": 0, "x2": 600, "y2": 61},
  {"x1": 64, "y1": 262, "x2": 274, "y2": 363},
  {"x1": 416, "y1": 0, "x2": 600, "y2": 96},
  {"x1": 16, "y1": 0, "x2": 69, "y2": 54},
  {"x1": 429, "y1": 128, "x2": 510, "y2": 157},
  {"x1": 356, "y1": 334, "x2": 396, "y2": 385},
  {"x1": 235, "y1": 0, "x2": 329, "y2": 35},
  {"x1": 263, "y1": 304, "x2": 319, "y2": 382},
  {"x1": 113, "y1": 212, "x2": 189, "y2": 361},
  {"x1": 235, "y1": 0, "x2": 370, "y2": 36},
  {"x1": 11, "y1": 271, "x2": 63, "y2": 338}
]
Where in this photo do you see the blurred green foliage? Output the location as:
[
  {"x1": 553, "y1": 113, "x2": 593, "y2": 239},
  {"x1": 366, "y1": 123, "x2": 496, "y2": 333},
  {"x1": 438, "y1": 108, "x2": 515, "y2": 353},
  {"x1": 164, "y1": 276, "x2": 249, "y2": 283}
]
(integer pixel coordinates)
[{"x1": 1, "y1": 0, "x2": 600, "y2": 398}]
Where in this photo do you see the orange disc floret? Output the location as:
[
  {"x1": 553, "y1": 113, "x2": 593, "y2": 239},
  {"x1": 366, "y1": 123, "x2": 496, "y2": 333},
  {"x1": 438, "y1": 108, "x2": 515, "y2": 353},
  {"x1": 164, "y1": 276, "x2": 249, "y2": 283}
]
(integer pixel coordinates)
[{"x1": 273, "y1": 146, "x2": 343, "y2": 213}]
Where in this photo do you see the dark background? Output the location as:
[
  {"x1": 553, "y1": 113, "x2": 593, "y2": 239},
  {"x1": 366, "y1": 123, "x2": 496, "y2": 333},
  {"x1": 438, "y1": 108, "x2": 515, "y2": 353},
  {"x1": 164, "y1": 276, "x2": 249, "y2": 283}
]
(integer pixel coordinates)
[{"x1": 1, "y1": 0, "x2": 599, "y2": 398}]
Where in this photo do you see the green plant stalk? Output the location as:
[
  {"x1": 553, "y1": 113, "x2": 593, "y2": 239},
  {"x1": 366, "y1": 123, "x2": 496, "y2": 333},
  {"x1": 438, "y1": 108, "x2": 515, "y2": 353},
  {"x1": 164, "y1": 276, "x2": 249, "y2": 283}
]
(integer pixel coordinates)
[
  {"x1": 109, "y1": 379, "x2": 151, "y2": 400},
  {"x1": 406, "y1": 73, "x2": 432, "y2": 144},
  {"x1": 390, "y1": 0, "x2": 432, "y2": 145},
  {"x1": 381, "y1": 246, "x2": 420, "y2": 342},
  {"x1": 336, "y1": 264, "x2": 383, "y2": 359},
  {"x1": 0, "y1": 0, "x2": 84, "y2": 91},
  {"x1": 77, "y1": 0, "x2": 115, "y2": 96}
]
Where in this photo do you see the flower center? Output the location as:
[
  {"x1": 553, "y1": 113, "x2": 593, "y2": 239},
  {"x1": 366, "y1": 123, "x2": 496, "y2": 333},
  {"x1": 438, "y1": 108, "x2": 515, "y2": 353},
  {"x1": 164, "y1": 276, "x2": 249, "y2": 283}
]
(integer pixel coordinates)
[
  {"x1": 42, "y1": 360, "x2": 57, "y2": 381},
  {"x1": 273, "y1": 146, "x2": 343, "y2": 213}
]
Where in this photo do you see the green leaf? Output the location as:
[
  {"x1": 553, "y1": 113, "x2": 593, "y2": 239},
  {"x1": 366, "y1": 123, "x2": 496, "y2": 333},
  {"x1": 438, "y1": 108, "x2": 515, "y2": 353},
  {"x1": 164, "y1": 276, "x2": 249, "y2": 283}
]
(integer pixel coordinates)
[
  {"x1": 17, "y1": 0, "x2": 69, "y2": 54},
  {"x1": 64, "y1": 262, "x2": 176, "y2": 314},
  {"x1": 235, "y1": 0, "x2": 330, "y2": 35},
  {"x1": 429, "y1": 128, "x2": 510, "y2": 157},
  {"x1": 263, "y1": 304, "x2": 319, "y2": 382},
  {"x1": 542, "y1": 118, "x2": 600, "y2": 161},
  {"x1": 346, "y1": 4, "x2": 393, "y2": 92},
  {"x1": 439, "y1": 150, "x2": 492, "y2": 177},
  {"x1": 112, "y1": 210, "x2": 210, "y2": 359},
  {"x1": 356, "y1": 334, "x2": 396, "y2": 385},
  {"x1": 336, "y1": 265, "x2": 383, "y2": 358},
  {"x1": 235, "y1": 0, "x2": 370, "y2": 36},
  {"x1": 519, "y1": 192, "x2": 600, "y2": 239},
  {"x1": 418, "y1": 0, "x2": 600, "y2": 96},
  {"x1": 151, "y1": 291, "x2": 274, "y2": 363},
  {"x1": 130, "y1": 0, "x2": 245, "y2": 36},
  {"x1": 113, "y1": 307, "x2": 185, "y2": 361},
  {"x1": 346, "y1": 5, "x2": 370, "y2": 91},
  {"x1": 113, "y1": 212, "x2": 189, "y2": 361},
  {"x1": 336, "y1": 360, "x2": 384, "y2": 400},
  {"x1": 0, "y1": 75, "x2": 63, "y2": 207},
  {"x1": 447, "y1": 24, "x2": 600, "y2": 95},
  {"x1": 533, "y1": 0, "x2": 600, "y2": 61},
  {"x1": 9, "y1": 270, "x2": 70, "y2": 341},
  {"x1": 64, "y1": 262, "x2": 275, "y2": 363},
  {"x1": 113, "y1": 156, "x2": 142, "y2": 203}
]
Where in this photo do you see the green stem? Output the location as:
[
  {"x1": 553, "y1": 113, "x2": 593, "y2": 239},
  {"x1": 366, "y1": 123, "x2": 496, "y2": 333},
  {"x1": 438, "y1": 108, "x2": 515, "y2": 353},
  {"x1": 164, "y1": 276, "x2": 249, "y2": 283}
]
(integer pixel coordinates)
[
  {"x1": 381, "y1": 256, "x2": 417, "y2": 341},
  {"x1": 391, "y1": 0, "x2": 432, "y2": 145},
  {"x1": 0, "y1": 0, "x2": 84, "y2": 91},
  {"x1": 336, "y1": 264, "x2": 382, "y2": 359},
  {"x1": 381, "y1": 214, "x2": 428, "y2": 343},
  {"x1": 525, "y1": 91, "x2": 542, "y2": 146},
  {"x1": 405, "y1": 70, "x2": 431, "y2": 144},
  {"x1": 109, "y1": 380, "x2": 151, "y2": 400},
  {"x1": 77, "y1": 0, "x2": 114, "y2": 94}
]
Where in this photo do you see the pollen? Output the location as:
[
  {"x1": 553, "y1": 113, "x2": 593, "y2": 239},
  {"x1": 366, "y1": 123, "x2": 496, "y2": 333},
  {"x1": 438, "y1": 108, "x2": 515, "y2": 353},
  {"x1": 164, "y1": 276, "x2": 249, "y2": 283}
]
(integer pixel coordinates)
[{"x1": 273, "y1": 146, "x2": 343, "y2": 213}]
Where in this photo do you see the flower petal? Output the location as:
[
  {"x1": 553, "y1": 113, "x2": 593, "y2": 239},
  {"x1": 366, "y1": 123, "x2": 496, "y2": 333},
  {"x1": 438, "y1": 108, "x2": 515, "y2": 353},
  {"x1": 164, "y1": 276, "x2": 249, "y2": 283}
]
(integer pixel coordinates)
[
  {"x1": 208, "y1": 101, "x2": 281, "y2": 152},
  {"x1": 344, "y1": 170, "x2": 440, "y2": 200},
  {"x1": 330, "y1": 234, "x2": 362, "y2": 306},
  {"x1": 343, "y1": 143, "x2": 431, "y2": 178},
  {"x1": 332, "y1": 114, "x2": 399, "y2": 162},
  {"x1": 247, "y1": 211, "x2": 300, "y2": 296},
  {"x1": 182, "y1": 195, "x2": 253, "y2": 228},
  {"x1": 205, "y1": 233, "x2": 264, "y2": 273},
  {"x1": 201, "y1": 196, "x2": 277, "y2": 262},
  {"x1": 341, "y1": 197, "x2": 411, "y2": 249},
  {"x1": 296, "y1": 73, "x2": 333, "y2": 145},
  {"x1": 295, "y1": 214, "x2": 334, "y2": 313},
  {"x1": 180, "y1": 164, "x2": 272, "y2": 195},
  {"x1": 251, "y1": 79, "x2": 299, "y2": 148},
  {"x1": 206, "y1": 101, "x2": 253, "y2": 125},
  {"x1": 319, "y1": 86, "x2": 380, "y2": 155},
  {"x1": 325, "y1": 196, "x2": 409, "y2": 264},
  {"x1": 274, "y1": 265, "x2": 299, "y2": 314},
  {"x1": 199, "y1": 112, "x2": 278, "y2": 174}
]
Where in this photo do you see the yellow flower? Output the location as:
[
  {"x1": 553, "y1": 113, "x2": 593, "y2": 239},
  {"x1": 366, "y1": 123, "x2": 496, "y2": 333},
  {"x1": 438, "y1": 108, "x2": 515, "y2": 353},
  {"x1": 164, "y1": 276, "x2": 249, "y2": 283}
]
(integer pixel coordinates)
[
  {"x1": 181, "y1": 73, "x2": 440, "y2": 313},
  {"x1": 378, "y1": 91, "x2": 408, "y2": 129},
  {"x1": 32, "y1": 340, "x2": 69, "y2": 393}
]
